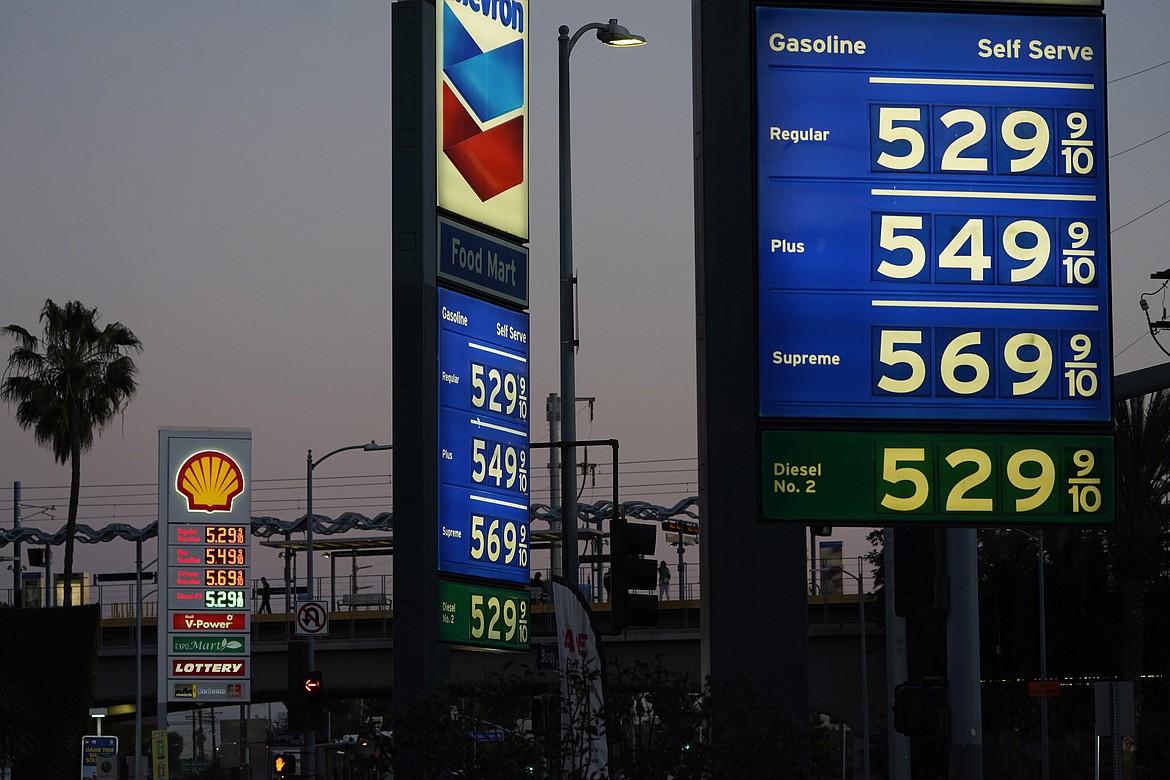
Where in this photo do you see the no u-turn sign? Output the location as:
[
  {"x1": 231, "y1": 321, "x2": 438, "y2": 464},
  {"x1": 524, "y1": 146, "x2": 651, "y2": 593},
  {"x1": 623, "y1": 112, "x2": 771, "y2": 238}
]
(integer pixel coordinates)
[{"x1": 296, "y1": 601, "x2": 329, "y2": 637}]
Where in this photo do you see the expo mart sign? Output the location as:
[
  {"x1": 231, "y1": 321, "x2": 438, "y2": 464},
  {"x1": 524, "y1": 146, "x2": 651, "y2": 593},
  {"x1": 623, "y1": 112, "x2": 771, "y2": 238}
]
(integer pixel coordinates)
[{"x1": 437, "y1": 0, "x2": 529, "y2": 241}]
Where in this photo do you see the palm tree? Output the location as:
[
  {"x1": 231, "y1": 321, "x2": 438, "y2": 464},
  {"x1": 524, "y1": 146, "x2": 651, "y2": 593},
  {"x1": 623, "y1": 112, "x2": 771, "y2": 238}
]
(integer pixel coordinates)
[
  {"x1": 1111, "y1": 389, "x2": 1170, "y2": 772},
  {"x1": 0, "y1": 677, "x2": 37, "y2": 772},
  {"x1": 2, "y1": 299, "x2": 142, "y2": 606}
]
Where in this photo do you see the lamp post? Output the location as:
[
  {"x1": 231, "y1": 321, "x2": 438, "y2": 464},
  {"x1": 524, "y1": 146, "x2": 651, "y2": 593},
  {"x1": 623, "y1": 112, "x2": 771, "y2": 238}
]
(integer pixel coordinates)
[
  {"x1": 304, "y1": 440, "x2": 391, "y2": 780},
  {"x1": 814, "y1": 564, "x2": 870, "y2": 780},
  {"x1": 558, "y1": 18, "x2": 645, "y2": 585},
  {"x1": 12, "y1": 481, "x2": 21, "y2": 608},
  {"x1": 133, "y1": 540, "x2": 158, "y2": 780}
]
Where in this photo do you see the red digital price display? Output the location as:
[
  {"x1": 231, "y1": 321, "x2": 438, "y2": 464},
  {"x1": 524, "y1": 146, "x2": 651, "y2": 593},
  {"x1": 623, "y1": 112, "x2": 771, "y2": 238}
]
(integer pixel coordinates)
[
  {"x1": 205, "y1": 547, "x2": 247, "y2": 566},
  {"x1": 205, "y1": 526, "x2": 247, "y2": 545},
  {"x1": 204, "y1": 569, "x2": 247, "y2": 587}
]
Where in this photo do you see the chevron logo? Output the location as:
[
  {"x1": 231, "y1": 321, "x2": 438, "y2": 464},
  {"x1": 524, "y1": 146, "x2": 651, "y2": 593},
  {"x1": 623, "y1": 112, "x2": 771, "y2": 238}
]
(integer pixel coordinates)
[{"x1": 440, "y1": 1, "x2": 526, "y2": 203}]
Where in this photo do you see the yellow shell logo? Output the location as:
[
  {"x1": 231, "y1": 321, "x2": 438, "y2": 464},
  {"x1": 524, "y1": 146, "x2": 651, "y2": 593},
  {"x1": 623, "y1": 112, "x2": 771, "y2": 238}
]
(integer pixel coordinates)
[{"x1": 177, "y1": 451, "x2": 244, "y2": 513}]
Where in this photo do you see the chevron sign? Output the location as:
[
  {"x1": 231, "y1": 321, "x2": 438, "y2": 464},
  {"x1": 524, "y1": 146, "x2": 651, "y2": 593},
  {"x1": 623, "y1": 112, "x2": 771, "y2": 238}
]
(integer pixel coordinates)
[{"x1": 437, "y1": 0, "x2": 529, "y2": 241}]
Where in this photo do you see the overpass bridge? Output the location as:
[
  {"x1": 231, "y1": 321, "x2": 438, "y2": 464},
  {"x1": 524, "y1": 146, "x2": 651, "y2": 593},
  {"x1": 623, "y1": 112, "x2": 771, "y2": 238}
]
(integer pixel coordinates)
[{"x1": 95, "y1": 593, "x2": 887, "y2": 752}]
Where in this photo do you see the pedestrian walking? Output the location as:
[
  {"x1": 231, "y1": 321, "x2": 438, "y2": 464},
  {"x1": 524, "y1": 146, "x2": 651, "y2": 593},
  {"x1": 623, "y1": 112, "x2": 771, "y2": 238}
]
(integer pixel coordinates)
[{"x1": 258, "y1": 576, "x2": 272, "y2": 613}]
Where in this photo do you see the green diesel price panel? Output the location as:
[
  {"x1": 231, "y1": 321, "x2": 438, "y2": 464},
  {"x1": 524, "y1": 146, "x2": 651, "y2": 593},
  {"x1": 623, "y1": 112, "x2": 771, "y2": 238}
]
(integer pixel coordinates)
[
  {"x1": 438, "y1": 579, "x2": 530, "y2": 652},
  {"x1": 761, "y1": 429, "x2": 1112, "y2": 526}
]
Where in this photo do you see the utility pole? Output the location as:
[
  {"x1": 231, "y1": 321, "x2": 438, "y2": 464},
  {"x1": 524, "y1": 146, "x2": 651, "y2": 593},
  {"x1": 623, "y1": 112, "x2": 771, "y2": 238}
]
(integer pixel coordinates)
[
  {"x1": 884, "y1": 533, "x2": 911, "y2": 779},
  {"x1": 13, "y1": 481, "x2": 22, "y2": 607},
  {"x1": 547, "y1": 394, "x2": 562, "y2": 578}
]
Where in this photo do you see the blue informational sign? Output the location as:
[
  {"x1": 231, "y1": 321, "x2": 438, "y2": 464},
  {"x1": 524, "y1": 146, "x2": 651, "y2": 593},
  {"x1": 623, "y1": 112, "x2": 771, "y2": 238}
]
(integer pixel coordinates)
[
  {"x1": 437, "y1": 287, "x2": 530, "y2": 584},
  {"x1": 438, "y1": 217, "x2": 530, "y2": 307},
  {"x1": 81, "y1": 735, "x2": 118, "y2": 780},
  {"x1": 756, "y1": 7, "x2": 1109, "y2": 422}
]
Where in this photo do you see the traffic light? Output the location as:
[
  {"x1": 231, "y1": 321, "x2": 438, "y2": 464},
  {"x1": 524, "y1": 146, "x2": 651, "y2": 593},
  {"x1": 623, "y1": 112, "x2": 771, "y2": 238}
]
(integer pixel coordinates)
[
  {"x1": 287, "y1": 640, "x2": 308, "y2": 730},
  {"x1": 893, "y1": 527, "x2": 948, "y2": 617},
  {"x1": 610, "y1": 513, "x2": 658, "y2": 630},
  {"x1": 892, "y1": 681, "x2": 947, "y2": 737},
  {"x1": 273, "y1": 751, "x2": 297, "y2": 776},
  {"x1": 303, "y1": 670, "x2": 324, "y2": 730},
  {"x1": 530, "y1": 692, "x2": 558, "y2": 736}
]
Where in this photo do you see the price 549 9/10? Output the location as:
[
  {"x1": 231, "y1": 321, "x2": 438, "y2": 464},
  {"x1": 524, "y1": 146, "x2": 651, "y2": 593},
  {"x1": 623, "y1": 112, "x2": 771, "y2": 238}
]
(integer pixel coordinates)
[
  {"x1": 471, "y1": 438, "x2": 528, "y2": 494},
  {"x1": 873, "y1": 214, "x2": 1097, "y2": 286}
]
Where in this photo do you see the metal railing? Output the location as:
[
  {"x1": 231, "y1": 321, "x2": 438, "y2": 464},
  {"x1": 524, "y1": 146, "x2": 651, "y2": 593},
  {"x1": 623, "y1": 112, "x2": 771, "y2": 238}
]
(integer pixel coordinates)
[{"x1": 0, "y1": 552, "x2": 878, "y2": 621}]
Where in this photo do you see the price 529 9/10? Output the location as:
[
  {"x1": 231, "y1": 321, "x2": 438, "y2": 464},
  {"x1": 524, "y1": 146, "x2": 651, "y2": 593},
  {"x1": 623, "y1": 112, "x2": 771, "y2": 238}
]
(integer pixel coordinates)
[
  {"x1": 470, "y1": 592, "x2": 529, "y2": 647},
  {"x1": 471, "y1": 438, "x2": 528, "y2": 494},
  {"x1": 470, "y1": 362, "x2": 528, "y2": 422},
  {"x1": 880, "y1": 445, "x2": 1104, "y2": 517},
  {"x1": 871, "y1": 106, "x2": 1096, "y2": 176}
]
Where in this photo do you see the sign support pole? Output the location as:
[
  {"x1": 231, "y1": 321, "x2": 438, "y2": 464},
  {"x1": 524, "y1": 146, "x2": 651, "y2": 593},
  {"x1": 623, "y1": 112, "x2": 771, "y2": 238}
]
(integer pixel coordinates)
[
  {"x1": 947, "y1": 529, "x2": 984, "y2": 779},
  {"x1": 391, "y1": 0, "x2": 449, "y2": 733}
]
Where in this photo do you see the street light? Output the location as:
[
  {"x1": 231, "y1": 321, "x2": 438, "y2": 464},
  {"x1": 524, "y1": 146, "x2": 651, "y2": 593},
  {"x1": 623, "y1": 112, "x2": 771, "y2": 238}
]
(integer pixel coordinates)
[
  {"x1": 89, "y1": 707, "x2": 107, "y2": 736},
  {"x1": 304, "y1": 440, "x2": 391, "y2": 779},
  {"x1": 558, "y1": 18, "x2": 646, "y2": 585},
  {"x1": 813, "y1": 564, "x2": 870, "y2": 780}
]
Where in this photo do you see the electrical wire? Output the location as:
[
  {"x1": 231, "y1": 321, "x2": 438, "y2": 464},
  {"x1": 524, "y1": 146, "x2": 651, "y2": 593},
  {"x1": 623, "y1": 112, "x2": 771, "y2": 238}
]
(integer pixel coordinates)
[
  {"x1": 1108, "y1": 57, "x2": 1170, "y2": 84},
  {"x1": 1112, "y1": 196, "x2": 1170, "y2": 235},
  {"x1": 1110, "y1": 128, "x2": 1170, "y2": 159}
]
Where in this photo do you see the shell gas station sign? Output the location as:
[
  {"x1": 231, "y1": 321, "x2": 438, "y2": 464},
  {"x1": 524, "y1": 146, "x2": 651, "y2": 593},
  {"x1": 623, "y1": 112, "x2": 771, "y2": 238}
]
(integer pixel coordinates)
[{"x1": 157, "y1": 429, "x2": 252, "y2": 705}]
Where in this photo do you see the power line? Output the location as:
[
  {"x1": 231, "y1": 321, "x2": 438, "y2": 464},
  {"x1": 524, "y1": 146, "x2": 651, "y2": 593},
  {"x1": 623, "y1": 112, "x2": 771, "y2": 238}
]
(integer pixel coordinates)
[
  {"x1": 1112, "y1": 196, "x2": 1170, "y2": 235},
  {"x1": 1109, "y1": 58, "x2": 1170, "y2": 84},
  {"x1": 1110, "y1": 128, "x2": 1170, "y2": 159},
  {"x1": 0, "y1": 459, "x2": 700, "y2": 517}
]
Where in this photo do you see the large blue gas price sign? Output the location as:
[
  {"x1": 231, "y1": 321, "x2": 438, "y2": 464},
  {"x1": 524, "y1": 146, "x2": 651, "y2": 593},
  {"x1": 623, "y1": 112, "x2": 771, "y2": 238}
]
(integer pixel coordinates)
[
  {"x1": 438, "y1": 287, "x2": 530, "y2": 585},
  {"x1": 756, "y1": 7, "x2": 1109, "y2": 422}
]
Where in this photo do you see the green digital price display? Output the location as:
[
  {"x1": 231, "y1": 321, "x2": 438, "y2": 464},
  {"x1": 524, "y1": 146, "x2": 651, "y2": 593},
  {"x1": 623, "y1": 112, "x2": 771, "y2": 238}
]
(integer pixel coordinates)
[
  {"x1": 438, "y1": 579, "x2": 530, "y2": 652},
  {"x1": 761, "y1": 429, "x2": 1113, "y2": 526}
]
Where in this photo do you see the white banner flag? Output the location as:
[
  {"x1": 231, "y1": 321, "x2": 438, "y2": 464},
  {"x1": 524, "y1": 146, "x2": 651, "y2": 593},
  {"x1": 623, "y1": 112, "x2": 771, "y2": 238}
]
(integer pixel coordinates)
[{"x1": 551, "y1": 577, "x2": 609, "y2": 778}]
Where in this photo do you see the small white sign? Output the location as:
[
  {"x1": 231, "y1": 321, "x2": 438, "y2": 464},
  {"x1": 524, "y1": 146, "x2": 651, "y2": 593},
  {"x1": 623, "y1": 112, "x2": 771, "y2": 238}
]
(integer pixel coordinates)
[{"x1": 295, "y1": 601, "x2": 329, "y2": 637}]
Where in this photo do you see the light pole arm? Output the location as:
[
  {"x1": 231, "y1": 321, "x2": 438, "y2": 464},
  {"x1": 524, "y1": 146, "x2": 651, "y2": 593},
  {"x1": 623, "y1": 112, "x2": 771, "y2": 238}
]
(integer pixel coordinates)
[
  {"x1": 305, "y1": 441, "x2": 391, "y2": 597},
  {"x1": 312, "y1": 441, "x2": 392, "y2": 471},
  {"x1": 560, "y1": 22, "x2": 608, "y2": 56}
]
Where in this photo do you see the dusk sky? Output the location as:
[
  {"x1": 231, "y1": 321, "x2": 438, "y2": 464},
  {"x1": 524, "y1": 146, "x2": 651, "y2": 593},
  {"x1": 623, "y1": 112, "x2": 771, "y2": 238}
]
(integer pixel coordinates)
[{"x1": 1, "y1": 0, "x2": 1168, "y2": 586}]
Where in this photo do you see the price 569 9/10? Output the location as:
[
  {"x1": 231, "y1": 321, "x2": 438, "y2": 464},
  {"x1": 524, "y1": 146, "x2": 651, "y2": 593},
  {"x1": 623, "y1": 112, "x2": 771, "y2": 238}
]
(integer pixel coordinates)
[
  {"x1": 875, "y1": 328, "x2": 1099, "y2": 400},
  {"x1": 469, "y1": 514, "x2": 529, "y2": 569}
]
